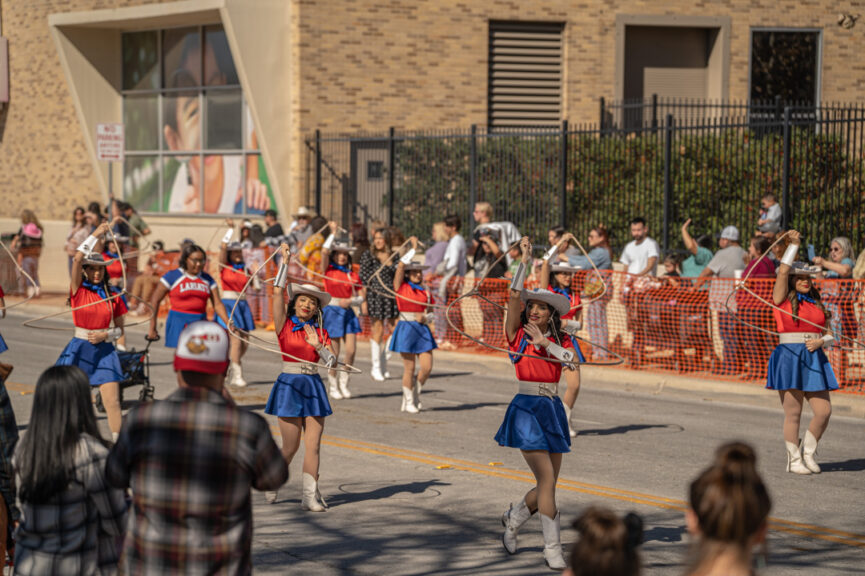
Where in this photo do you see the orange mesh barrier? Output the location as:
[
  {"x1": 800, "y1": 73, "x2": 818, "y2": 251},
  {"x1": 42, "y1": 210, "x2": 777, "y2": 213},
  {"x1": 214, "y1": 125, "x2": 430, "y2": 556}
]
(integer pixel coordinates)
[{"x1": 144, "y1": 249, "x2": 865, "y2": 395}]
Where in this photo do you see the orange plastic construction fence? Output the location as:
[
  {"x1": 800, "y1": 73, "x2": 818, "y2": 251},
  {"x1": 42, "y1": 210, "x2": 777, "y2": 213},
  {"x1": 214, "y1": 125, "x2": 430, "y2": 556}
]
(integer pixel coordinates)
[{"x1": 132, "y1": 248, "x2": 865, "y2": 395}]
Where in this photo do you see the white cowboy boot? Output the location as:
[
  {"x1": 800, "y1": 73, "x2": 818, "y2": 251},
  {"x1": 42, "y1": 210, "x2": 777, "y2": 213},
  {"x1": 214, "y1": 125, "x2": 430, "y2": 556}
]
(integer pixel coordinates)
[
  {"x1": 786, "y1": 441, "x2": 811, "y2": 475},
  {"x1": 540, "y1": 513, "x2": 566, "y2": 570},
  {"x1": 802, "y1": 430, "x2": 821, "y2": 474},
  {"x1": 381, "y1": 342, "x2": 391, "y2": 378},
  {"x1": 501, "y1": 497, "x2": 534, "y2": 554},
  {"x1": 385, "y1": 335, "x2": 393, "y2": 360},
  {"x1": 327, "y1": 372, "x2": 343, "y2": 399},
  {"x1": 338, "y1": 371, "x2": 352, "y2": 399},
  {"x1": 230, "y1": 362, "x2": 247, "y2": 388},
  {"x1": 301, "y1": 473, "x2": 328, "y2": 512},
  {"x1": 264, "y1": 490, "x2": 278, "y2": 504},
  {"x1": 563, "y1": 405, "x2": 577, "y2": 438},
  {"x1": 412, "y1": 375, "x2": 423, "y2": 410},
  {"x1": 401, "y1": 386, "x2": 419, "y2": 413},
  {"x1": 370, "y1": 340, "x2": 385, "y2": 382}
]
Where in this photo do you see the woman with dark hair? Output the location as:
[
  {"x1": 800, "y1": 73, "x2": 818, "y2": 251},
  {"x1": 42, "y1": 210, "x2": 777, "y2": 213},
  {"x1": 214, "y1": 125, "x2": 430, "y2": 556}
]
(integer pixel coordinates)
[
  {"x1": 11, "y1": 209, "x2": 44, "y2": 297},
  {"x1": 217, "y1": 220, "x2": 255, "y2": 388},
  {"x1": 565, "y1": 507, "x2": 643, "y2": 576},
  {"x1": 359, "y1": 227, "x2": 400, "y2": 381},
  {"x1": 320, "y1": 222, "x2": 364, "y2": 400},
  {"x1": 13, "y1": 365, "x2": 128, "y2": 575},
  {"x1": 769, "y1": 230, "x2": 837, "y2": 474},
  {"x1": 56, "y1": 221, "x2": 127, "y2": 439},
  {"x1": 390, "y1": 236, "x2": 436, "y2": 413},
  {"x1": 65, "y1": 206, "x2": 87, "y2": 273},
  {"x1": 566, "y1": 226, "x2": 614, "y2": 360},
  {"x1": 686, "y1": 442, "x2": 771, "y2": 576},
  {"x1": 147, "y1": 242, "x2": 231, "y2": 347},
  {"x1": 498, "y1": 237, "x2": 575, "y2": 570},
  {"x1": 264, "y1": 244, "x2": 338, "y2": 510}
]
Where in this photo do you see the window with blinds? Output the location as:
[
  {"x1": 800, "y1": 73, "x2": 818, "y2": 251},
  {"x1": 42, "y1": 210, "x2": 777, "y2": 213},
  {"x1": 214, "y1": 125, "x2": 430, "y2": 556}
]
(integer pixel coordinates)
[{"x1": 488, "y1": 21, "x2": 564, "y2": 129}]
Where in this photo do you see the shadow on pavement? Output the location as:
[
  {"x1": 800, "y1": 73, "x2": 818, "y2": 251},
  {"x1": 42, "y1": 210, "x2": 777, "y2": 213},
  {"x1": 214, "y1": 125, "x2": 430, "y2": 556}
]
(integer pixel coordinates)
[
  {"x1": 429, "y1": 402, "x2": 505, "y2": 412},
  {"x1": 579, "y1": 423, "x2": 683, "y2": 436},
  {"x1": 819, "y1": 458, "x2": 865, "y2": 472}
]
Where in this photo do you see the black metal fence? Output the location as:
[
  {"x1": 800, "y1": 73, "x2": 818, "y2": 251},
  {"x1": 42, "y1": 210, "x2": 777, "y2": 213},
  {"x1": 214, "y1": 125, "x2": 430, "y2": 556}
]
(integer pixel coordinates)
[{"x1": 305, "y1": 101, "x2": 865, "y2": 257}]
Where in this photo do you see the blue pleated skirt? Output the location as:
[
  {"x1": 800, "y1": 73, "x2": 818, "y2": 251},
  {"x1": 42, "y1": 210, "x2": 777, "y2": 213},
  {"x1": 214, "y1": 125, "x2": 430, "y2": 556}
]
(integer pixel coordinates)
[
  {"x1": 265, "y1": 372, "x2": 333, "y2": 418},
  {"x1": 218, "y1": 299, "x2": 255, "y2": 332},
  {"x1": 0, "y1": 332, "x2": 7, "y2": 355},
  {"x1": 165, "y1": 310, "x2": 207, "y2": 348},
  {"x1": 495, "y1": 393, "x2": 571, "y2": 453},
  {"x1": 389, "y1": 320, "x2": 437, "y2": 354},
  {"x1": 767, "y1": 343, "x2": 839, "y2": 392},
  {"x1": 322, "y1": 305, "x2": 361, "y2": 339},
  {"x1": 56, "y1": 338, "x2": 123, "y2": 387}
]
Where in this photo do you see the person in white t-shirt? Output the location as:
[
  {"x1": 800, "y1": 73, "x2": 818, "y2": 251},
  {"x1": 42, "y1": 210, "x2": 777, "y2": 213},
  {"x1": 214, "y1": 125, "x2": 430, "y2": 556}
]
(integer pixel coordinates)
[
  {"x1": 434, "y1": 215, "x2": 467, "y2": 348},
  {"x1": 620, "y1": 218, "x2": 660, "y2": 277},
  {"x1": 619, "y1": 217, "x2": 659, "y2": 366}
]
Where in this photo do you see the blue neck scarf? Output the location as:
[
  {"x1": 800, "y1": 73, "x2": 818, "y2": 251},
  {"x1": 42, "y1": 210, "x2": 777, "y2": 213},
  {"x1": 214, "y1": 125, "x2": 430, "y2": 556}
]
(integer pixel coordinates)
[
  {"x1": 290, "y1": 315, "x2": 319, "y2": 332},
  {"x1": 104, "y1": 251, "x2": 118, "y2": 259},
  {"x1": 508, "y1": 336, "x2": 529, "y2": 364},
  {"x1": 230, "y1": 263, "x2": 245, "y2": 271},
  {"x1": 797, "y1": 293, "x2": 817, "y2": 305},
  {"x1": 329, "y1": 263, "x2": 351, "y2": 274},
  {"x1": 406, "y1": 280, "x2": 426, "y2": 292},
  {"x1": 81, "y1": 280, "x2": 108, "y2": 300},
  {"x1": 551, "y1": 286, "x2": 571, "y2": 298}
]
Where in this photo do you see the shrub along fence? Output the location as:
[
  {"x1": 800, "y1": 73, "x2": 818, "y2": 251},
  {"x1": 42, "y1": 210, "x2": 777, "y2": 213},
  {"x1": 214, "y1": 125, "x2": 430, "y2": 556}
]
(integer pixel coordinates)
[{"x1": 306, "y1": 101, "x2": 865, "y2": 257}]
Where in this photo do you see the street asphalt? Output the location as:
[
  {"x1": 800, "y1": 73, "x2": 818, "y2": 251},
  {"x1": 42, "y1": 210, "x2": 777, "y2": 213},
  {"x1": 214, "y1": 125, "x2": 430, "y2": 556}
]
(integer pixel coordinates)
[{"x1": 1, "y1": 308, "x2": 864, "y2": 575}]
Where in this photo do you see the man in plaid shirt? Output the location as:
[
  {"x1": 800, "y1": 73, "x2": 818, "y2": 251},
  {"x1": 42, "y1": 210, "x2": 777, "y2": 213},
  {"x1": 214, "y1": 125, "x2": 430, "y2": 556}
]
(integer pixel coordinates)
[{"x1": 107, "y1": 322, "x2": 287, "y2": 574}]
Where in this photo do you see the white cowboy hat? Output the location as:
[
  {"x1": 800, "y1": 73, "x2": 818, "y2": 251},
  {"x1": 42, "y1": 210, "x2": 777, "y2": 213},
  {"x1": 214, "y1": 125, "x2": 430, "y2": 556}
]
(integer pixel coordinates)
[
  {"x1": 550, "y1": 263, "x2": 582, "y2": 273},
  {"x1": 330, "y1": 240, "x2": 356, "y2": 254},
  {"x1": 520, "y1": 288, "x2": 570, "y2": 317},
  {"x1": 293, "y1": 206, "x2": 313, "y2": 218},
  {"x1": 787, "y1": 262, "x2": 822, "y2": 276},
  {"x1": 403, "y1": 262, "x2": 430, "y2": 272},
  {"x1": 290, "y1": 283, "x2": 332, "y2": 307}
]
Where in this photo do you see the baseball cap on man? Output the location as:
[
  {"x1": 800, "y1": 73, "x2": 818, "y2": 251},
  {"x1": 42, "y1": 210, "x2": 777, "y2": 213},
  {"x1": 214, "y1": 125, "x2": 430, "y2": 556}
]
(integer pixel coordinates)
[
  {"x1": 173, "y1": 321, "x2": 230, "y2": 374},
  {"x1": 719, "y1": 226, "x2": 740, "y2": 242}
]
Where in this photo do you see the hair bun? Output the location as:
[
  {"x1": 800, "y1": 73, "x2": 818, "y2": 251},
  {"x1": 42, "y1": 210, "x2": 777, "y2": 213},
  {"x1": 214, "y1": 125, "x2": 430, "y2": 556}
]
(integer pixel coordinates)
[
  {"x1": 624, "y1": 512, "x2": 644, "y2": 550},
  {"x1": 715, "y1": 442, "x2": 758, "y2": 483}
]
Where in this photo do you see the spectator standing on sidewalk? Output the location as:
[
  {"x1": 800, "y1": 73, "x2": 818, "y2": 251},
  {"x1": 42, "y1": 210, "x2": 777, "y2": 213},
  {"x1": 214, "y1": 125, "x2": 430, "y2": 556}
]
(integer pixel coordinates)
[
  {"x1": 695, "y1": 226, "x2": 747, "y2": 375},
  {"x1": 64, "y1": 207, "x2": 87, "y2": 274},
  {"x1": 12, "y1": 210, "x2": 44, "y2": 298},
  {"x1": 435, "y1": 215, "x2": 467, "y2": 349},
  {"x1": 107, "y1": 321, "x2": 287, "y2": 574},
  {"x1": 679, "y1": 219, "x2": 714, "y2": 282},
  {"x1": 620, "y1": 217, "x2": 659, "y2": 365},
  {"x1": 568, "y1": 225, "x2": 614, "y2": 360}
]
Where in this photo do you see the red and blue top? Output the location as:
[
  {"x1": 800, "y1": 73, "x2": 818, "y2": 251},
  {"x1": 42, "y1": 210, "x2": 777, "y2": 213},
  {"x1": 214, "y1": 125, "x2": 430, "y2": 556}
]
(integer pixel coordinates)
[
  {"x1": 71, "y1": 283, "x2": 125, "y2": 330},
  {"x1": 103, "y1": 251, "x2": 124, "y2": 280},
  {"x1": 549, "y1": 286, "x2": 581, "y2": 320},
  {"x1": 774, "y1": 298, "x2": 826, "y2": 334},
  {"x1": 396, "y1": 282, "x2": 429, "y2": 313},
  {"x1": 160, "y1": 269, "x2": 216, "y2": 314},
  {"x1": 323, "y1": 264, "x2": 362, "y2": 299},
  {"x1": 278, "y1": 316, "x2": 332, "y2": 364},
  {"x1": 508, "y1": 326, "x2": 574, "y2": 383},
  {"x1": 220, "y1": 265, "x2": 249, "y2": 294}
]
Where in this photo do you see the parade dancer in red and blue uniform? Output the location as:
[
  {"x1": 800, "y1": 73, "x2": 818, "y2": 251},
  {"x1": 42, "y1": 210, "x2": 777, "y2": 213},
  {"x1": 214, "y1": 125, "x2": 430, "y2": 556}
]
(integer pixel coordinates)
[
  {"x1": 320, "y1": 221, "x2": 364, "y2": 399},
  {"x1": 539, "y1": 240, "x2": 585, "y2": 438},
  {"x1": 264, "y1": 244, "x2": 338, "y2": 511},
  {"x1": 0, "y1": 285, "x2": 9, "y2": 377},
  {"x1": 147, "y1": 243, "x2": 231, "y2": 347},
  {"x1": 769, "y1": 230, "x2": 837, "y2": 475},
  {"x1": 498, "y1": 236, "x2": 574, "y2": 571},
  {"x1": 217, "y1": 223, "x2": 254, "y2": 387},
  {"x1": 56, "y1": 221, "x2": 127, "y2": 439},
  {"x1": 390, "y1": 236, "x2": 436, "y2": 414}
]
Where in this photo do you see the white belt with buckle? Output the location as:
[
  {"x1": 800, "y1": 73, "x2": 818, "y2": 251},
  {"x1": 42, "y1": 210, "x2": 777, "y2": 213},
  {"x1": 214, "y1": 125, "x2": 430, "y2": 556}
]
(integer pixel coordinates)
[
  {"x1": 222, "y1": 290, "x2": 245, "y2": 300},
  {"x1": 282, "y1": 362, "x2": 319, "y2": 375},
  {"x1": 779, "y1": 332, "x2": 821, "y2": 344},
  {"x1": 74, "y1": 327, "x2": 98, "y2": 340},
  {"x1": 517, "y1": 381, "x2": 558, "y2": 398}
]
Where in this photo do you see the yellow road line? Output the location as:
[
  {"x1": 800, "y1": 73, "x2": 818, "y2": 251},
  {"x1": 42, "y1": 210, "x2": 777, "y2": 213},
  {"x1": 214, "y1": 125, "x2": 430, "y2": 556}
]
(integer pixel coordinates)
[{"x1": 299, "y1": 431, "x2": 865, "y2": 549}]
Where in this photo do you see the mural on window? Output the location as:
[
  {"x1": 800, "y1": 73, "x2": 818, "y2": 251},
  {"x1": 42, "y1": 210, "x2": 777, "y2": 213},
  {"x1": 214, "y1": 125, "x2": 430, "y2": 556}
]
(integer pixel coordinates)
[{"x1": 122, "y1": 26, "x2": 274, "y2": 215}]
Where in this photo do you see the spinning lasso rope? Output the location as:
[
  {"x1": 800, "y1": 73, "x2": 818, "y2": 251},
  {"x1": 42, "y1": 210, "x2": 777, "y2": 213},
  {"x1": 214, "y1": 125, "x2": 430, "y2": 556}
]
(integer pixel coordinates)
[
  {"x1": 225, "y1": 246, "x2": 361, "y2": 374},
  {"x1": 0, "y1": 237, "x2": 38, "y2": 312},
  {"x1": 22, "y1": 225, "x2": 156, "y2": 332},
  {"x1": 365, "y1": 238, "x2": 456, "y2": 310},
  {"x1": 725, "y1": 231, "x2": 865, "y2": 352},
  {"x1": 445, "y1": 239, "x2": 625, "y2": 367}
]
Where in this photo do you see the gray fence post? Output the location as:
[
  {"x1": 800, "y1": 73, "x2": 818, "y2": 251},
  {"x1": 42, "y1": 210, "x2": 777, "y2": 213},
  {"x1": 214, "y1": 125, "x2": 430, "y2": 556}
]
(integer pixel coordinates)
[
  {"x1": 599, "y1": 97, "x2": 606, "y2": 132},
  {"x1": 315, "y1": 129, "x2": 322, "y2": 215},
  {"x1": 662, "y1": 114, "x2": 674, "y2": 252},
  {"x1": 781, "y1": 107, "x2": 792, "y2": 230},
  {"x1": 560, "y1": 120, "x2": 569, "y2": 228},
  {"x1": 388, "y1": 126, "x2": 395, "y2": 226},
  {"x1": 469, "y1": 124, "x2": 478, "y2": 230}
]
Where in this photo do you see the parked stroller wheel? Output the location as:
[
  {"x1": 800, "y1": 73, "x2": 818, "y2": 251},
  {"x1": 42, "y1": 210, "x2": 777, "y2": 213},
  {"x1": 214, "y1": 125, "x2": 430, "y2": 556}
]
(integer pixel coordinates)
[{"x1": 139, "y1": 385, "x2": 155, "y2": 402}]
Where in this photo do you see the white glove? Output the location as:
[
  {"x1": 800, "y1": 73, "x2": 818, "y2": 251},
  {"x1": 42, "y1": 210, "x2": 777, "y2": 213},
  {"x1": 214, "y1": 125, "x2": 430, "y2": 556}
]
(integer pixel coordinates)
[
  {"x1": 349, "y1": 295, "x2": 364, "y2": 307},
  {"x1": 400, "y1": 248, "x2": 417, "y2": 265},
  {"x1": 222, "y1": 228, "x2": 234, "y2": 244},
  {"x1": 77, "y1": 235, "x2": 98, "y2": 255},
  {"x1": 562, "y1": 319, "x2": 581, "y2": 335},
  {"x1": 106, "y1": 327, "x2": 123, "y2": 343}
]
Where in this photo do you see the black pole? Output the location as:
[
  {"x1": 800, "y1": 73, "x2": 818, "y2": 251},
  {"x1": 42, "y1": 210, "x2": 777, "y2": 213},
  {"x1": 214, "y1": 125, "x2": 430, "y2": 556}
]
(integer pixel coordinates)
[
  {"x1": 662, "y1": 114, "x2": 674, "y2": 252},
  {"x1": 651, "y1": 93, "x2": 658, "y2": 133},
  {"x1": 388, "y1": 126, "x2": 395, "y2": 226},
  {"x1": 781, "y1": 107, "x2": 792, "y2": 230},
  {"x1": 560, "y1": 119, "x2": 569, "y2": 228},
  {"x1": 599, "y1": 97, "x2": 606, "y2": 132},
  {"x1": 314, "y1": 129, "x2": 322, "y2": 215},
  {"x1": 469, "y1": 124, "x2": 478, "y2": 230}
]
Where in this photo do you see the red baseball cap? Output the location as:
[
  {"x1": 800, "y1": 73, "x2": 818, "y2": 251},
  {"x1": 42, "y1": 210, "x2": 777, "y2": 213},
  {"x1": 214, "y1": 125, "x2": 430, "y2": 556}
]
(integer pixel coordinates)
[{"x1": 173, "y1": 321, "x2": 230, "y2": 374}]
